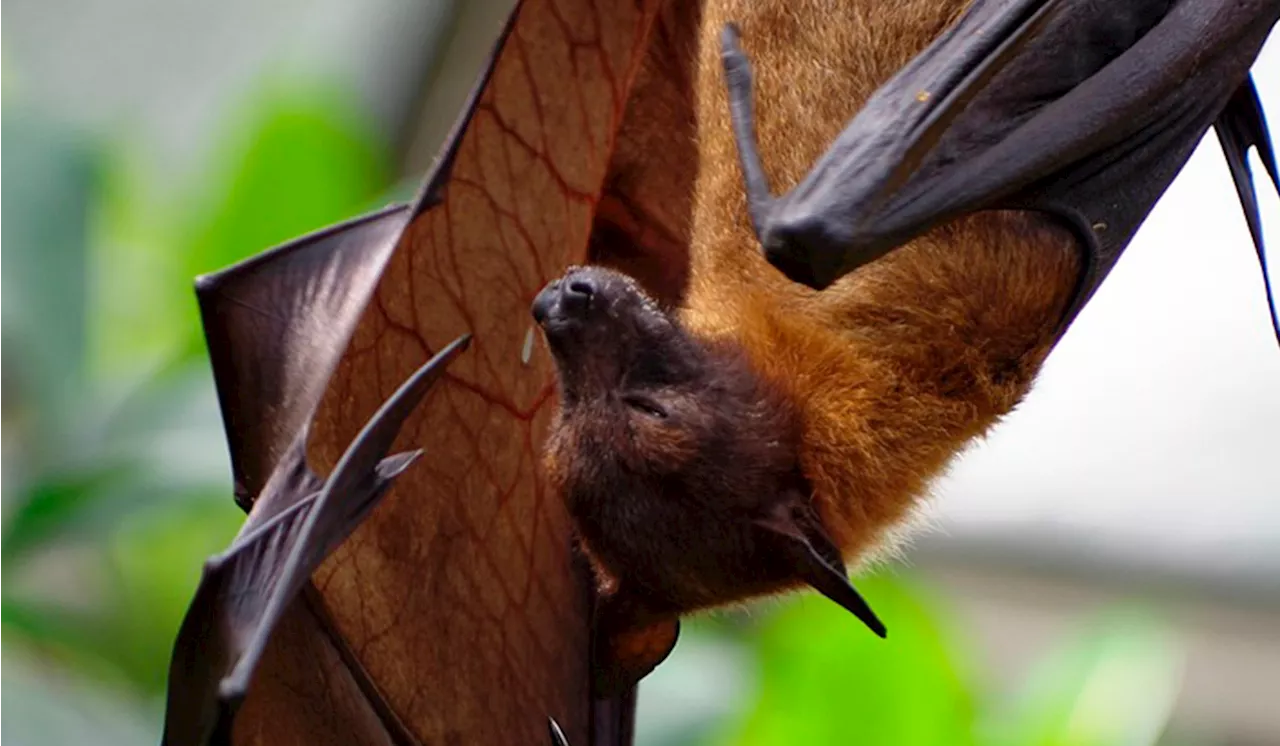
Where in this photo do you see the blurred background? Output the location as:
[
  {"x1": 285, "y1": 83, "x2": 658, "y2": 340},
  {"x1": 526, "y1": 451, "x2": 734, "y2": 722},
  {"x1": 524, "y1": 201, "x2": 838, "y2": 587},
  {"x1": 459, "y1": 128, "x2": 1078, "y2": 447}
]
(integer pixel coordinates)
[{"x1": 2, "y1": 1, "x2": 1277, "y2": 744}]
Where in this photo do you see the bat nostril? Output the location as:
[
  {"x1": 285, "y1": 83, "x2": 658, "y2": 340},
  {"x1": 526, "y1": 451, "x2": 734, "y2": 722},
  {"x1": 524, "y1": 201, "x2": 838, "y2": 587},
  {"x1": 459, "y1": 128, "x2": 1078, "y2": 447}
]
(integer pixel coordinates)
[{"x1": 562, "y1": 280, "x2": 595, "y2": 315}]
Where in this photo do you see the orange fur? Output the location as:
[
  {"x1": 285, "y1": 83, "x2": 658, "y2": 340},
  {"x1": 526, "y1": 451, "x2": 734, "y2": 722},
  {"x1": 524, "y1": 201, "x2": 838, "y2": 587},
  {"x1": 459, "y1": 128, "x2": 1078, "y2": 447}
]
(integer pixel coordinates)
[{"x1": 680, "y1": 0, "x2": 1083, "y2": 558}]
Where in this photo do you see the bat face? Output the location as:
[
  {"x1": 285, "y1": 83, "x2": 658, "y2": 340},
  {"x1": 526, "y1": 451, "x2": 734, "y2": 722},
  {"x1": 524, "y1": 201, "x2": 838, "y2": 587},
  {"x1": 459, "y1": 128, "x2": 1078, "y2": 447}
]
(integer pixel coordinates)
[
  {"x1": 533, "y1": 266, "x2": 803, "y2": 602},
  {"x1": 532, "y1": 265, "x2": 698, "y2": 407},
  {"x1": 532, "y1": 265, "x2": 790, "y2": 486}
]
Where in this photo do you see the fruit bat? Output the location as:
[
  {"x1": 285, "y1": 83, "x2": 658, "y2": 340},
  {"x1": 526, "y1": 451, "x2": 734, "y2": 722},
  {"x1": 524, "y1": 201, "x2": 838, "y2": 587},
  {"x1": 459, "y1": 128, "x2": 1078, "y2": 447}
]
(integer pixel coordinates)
[
  {"x1": 162, "y1": 0, "x2": 1279, "y2": 742},
  {"x1": 534, "y1": 0, "x2": 1278, "y2": 700}
]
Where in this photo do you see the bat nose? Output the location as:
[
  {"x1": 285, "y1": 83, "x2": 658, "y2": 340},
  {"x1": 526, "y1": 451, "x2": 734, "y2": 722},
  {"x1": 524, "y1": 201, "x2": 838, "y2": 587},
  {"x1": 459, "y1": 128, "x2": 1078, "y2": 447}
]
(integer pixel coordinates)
[
  {"x1": 564, "y1": 279, "x2": 595, "y2": 311},
  {"x1": 531, "y1": 275, "x2": 596, "y2": 326},
  {"x1": 555, "y1": 272, "x2": 596, "y2": 318}
]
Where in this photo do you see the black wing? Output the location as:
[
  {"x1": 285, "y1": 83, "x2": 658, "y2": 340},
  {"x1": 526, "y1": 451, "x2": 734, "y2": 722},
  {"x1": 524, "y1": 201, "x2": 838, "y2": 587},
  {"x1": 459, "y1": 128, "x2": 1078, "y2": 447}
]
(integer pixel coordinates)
[
  {"x1": 196, "y1": 204, "x2": 411, "y2": 512},
  {"x1": 722, "y1": 0, "x2": 1280, "y2": 337}
]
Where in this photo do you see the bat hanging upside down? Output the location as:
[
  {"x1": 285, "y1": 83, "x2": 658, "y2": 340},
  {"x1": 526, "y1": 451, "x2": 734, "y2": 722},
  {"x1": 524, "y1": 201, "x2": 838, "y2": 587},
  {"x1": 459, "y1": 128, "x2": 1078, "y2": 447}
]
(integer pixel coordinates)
[{"x1": 534, "y1": 0, "x2": 1280, "y2": 695}]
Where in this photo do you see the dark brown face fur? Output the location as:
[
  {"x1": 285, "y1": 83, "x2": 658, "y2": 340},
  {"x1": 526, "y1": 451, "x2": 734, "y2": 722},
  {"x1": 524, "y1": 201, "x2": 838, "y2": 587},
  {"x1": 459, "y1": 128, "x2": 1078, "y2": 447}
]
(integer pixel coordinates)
[{"x1": 533, "y1": 266, "x2": 808, "y2": 614}]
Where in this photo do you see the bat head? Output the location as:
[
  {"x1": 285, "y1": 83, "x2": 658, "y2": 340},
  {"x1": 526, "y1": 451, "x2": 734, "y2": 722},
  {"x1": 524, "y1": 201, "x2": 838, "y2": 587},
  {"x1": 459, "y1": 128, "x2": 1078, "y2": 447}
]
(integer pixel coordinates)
[
  {"x1": 532, "y1": 265, "x2": 703, "y2": 406},
  {"x1": 534, "y1": 265, "x2": 800, "y2": 592}
]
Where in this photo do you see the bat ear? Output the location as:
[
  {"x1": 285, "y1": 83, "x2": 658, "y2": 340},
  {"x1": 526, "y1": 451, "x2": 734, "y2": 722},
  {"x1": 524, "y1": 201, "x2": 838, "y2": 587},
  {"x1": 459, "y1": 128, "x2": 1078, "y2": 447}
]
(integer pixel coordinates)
[
  {"x1": 756, "y1": 499, "x2": 887, "y2": 638},
  {"x1": 590, "y1": 592, "x2": 681, "y2": 699}
]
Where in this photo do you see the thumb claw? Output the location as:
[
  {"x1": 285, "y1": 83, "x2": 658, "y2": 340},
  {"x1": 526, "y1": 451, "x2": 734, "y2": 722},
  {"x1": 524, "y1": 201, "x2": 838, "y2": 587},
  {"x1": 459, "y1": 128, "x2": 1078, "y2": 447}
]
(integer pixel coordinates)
[
  {"x1": 548, "y1": 716, "x2": 570, "y2": 746},
  {"x1": 375, "y1": 450, "x2": 423, "y2": 481}
]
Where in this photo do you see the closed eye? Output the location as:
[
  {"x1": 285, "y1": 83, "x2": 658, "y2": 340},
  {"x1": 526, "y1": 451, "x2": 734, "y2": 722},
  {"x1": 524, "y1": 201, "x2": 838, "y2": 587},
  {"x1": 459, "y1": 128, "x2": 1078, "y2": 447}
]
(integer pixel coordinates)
[{"x1": 623, "y1": 395, "x2": 667, "y2": 419}]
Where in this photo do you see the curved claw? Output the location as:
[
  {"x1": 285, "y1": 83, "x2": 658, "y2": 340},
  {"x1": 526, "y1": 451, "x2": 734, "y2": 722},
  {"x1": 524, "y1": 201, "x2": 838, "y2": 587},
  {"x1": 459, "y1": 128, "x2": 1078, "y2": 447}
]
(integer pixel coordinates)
[
  {"x1": 548, "y1": 716, "x2": 570, "y2": 746},
  {"x1": 1215, "y1": 80, "x2": 1280, "y2": 348},
  {"x1": 218, "y1": 335, "x2": 473, "y2": 704}
]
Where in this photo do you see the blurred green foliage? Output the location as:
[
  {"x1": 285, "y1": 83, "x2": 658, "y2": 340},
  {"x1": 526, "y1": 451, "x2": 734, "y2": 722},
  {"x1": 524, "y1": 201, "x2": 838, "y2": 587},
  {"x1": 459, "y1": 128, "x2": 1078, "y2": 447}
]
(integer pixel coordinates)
[
  {"x1": 1, "y1": 73, "x2": 1191, "y2": 746},
  {"x1": 636, "y1": 579, "x2": 1185, "y2": 746},
  {"x1": 94, "y1": 80, "x2": 394, "y2": 372}
]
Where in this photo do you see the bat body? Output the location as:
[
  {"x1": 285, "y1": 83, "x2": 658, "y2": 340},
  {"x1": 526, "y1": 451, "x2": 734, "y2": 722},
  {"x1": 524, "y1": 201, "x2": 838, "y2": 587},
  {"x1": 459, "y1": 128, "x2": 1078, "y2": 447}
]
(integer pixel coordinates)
[{"x1": 536, "y1": 0, "x2": 1278, "y2": 695}]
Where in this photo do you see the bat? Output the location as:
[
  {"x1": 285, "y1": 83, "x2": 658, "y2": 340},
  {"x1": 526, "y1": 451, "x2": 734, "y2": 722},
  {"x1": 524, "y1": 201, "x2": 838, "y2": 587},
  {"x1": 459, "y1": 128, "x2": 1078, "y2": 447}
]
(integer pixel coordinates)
[
  {"x1": 161, "y1": 0, "x2": 695, "y2": 743},
  {"x1": 535, "y1": 0, "x2": 1278, "y2": 698}
]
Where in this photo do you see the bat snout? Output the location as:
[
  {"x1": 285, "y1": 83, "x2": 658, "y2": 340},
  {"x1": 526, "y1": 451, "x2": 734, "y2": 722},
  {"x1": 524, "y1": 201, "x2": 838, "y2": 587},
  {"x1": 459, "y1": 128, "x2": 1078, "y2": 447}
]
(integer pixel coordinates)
[{"x1": 532, "y1": 271, "x2": 600, "y2": 332}]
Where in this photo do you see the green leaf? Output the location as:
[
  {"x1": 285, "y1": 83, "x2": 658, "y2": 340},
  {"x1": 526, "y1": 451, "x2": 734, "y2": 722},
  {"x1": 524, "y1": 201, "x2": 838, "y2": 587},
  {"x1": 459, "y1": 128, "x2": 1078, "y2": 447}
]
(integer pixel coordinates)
[
  {"x1": 183, "y1": 80, "x2": 390, "y2": 275},
  {"x1": 715, "y1": 573, "x2": 978, "y2": 746},
  {"x1": 87, "y1": 363, "x2": 231, "y2": 491},
  {"x1": 86, "y1": 145, "x2": 185, "y2": 380},
  {"x1": 92, "y1": 79, "x2": 391, "y2": 372},
  {"x1": 980, "y1": 610, "x2": 1183, "y2": 746},
  {"x1": 1, "y1": 463, "x2": 138, "y2": 563}
]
